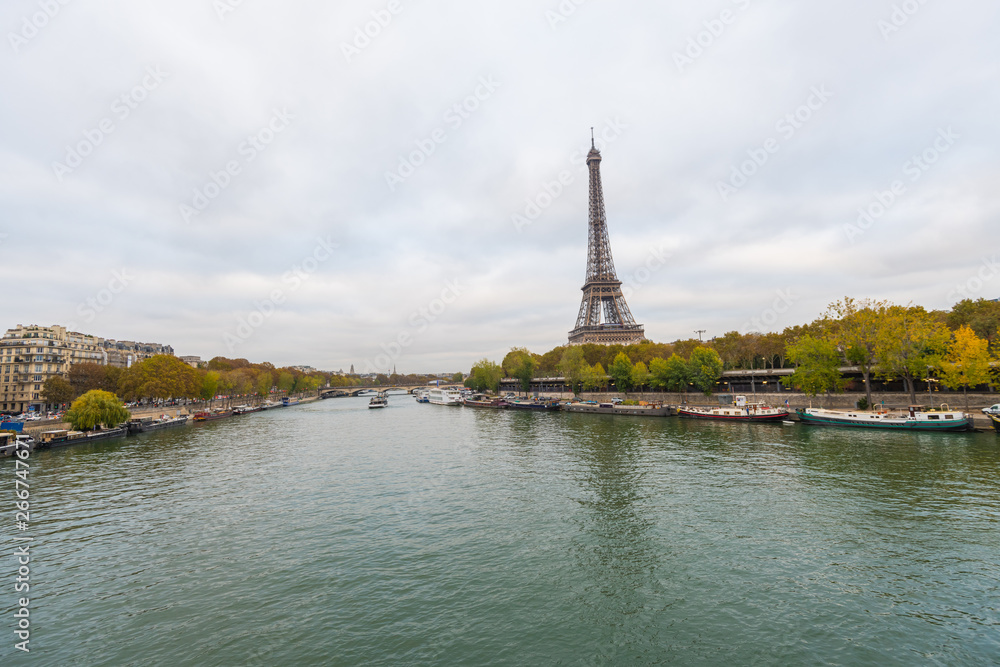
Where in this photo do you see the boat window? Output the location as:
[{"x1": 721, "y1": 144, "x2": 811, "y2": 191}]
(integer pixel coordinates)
[
  {"x1": 927, "y1": 415, "x2": 939, "y2": 420},
  {"x1": 945, "y1": 415, "x2": 953, "y2": 419}
]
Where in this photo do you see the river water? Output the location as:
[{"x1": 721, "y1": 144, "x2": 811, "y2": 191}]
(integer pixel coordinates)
[{"x1": 3, "y1": 396, "x2": 999, "y2": 665}]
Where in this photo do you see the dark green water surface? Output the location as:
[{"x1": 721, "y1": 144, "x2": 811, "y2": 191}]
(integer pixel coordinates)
[{"x1": 3, "y1": 397, "x2": 999, "y2": 665}]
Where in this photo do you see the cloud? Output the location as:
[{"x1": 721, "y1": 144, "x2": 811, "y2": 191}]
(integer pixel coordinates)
[{"x1": 2, "y1": 0, "x2": 998, "y2": 371}]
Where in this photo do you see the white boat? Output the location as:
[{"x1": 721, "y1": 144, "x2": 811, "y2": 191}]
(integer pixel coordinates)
[
  {"x1": 368, "y1": 393, "x2": 389, "y2": 409},
  {"x1": 427, "y1": 388, "x2": 463, "y2": 405},
  {"x1": 414, "y1": 389, "x2": 430, "y2": 403}
]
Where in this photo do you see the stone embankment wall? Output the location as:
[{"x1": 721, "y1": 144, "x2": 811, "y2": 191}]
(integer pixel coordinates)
[{"x1": 536, "y1": 391, "x2": 997, "y2": 410}]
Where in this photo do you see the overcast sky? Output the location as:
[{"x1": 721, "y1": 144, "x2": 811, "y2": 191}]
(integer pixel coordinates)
[{"x1": 2, "y1": 0, "x2": 998, "y2": 373}]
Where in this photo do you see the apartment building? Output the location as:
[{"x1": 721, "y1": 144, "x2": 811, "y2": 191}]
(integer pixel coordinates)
[
  {"x1": 1, "y1": 325, "x2": 103, "y2": 413},
  {"x1": 1, "y1": 324, "x2": 173, "y2": 413}
]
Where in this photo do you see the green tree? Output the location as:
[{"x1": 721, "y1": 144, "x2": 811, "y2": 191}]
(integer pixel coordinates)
[
  {"x1": 557, "y1": 347, "x2": 588, "y2": 395},
  {"x1": 64, "y1": 390, "x2": 131, "y2": 431},
  {"x1": 502, "y1": 347, "x2": 534, "y2": 377},
  {"x1": 608, "y1": 352, "x2": 634, "y2": 394},
  {"x1": 119, "y1": 355, "x2": 201, "y2": 401},
  {"x1": 469, "y1": 359, "x2": 504, "y2": 393},
  {"x1": 452, "y1": 372, "x2": 464, "y2": 383},
  {"x1": 782, "y1": 335, "x2": 845, "y2": 397},
  {"x1": 827, "y1": 297, "x2": 888, "y2": 409},
  {"x1": 582, "y1": 363, "x2": 607, "y2": 392},
  {"x1": 689, "y1": 347, "x2": 724, "y2": 395},
  {"x1": 631, "y1": 361, "x2": 650, "y2": 392},
  {"x1": 514, "y1": 355, "x2": 537, "y2": 394},
  {"x1": 939, "y1": 325, "x2": 993, "y2": 409},
  {"x1": 255, "y1": 371, "x2": 273, "y2": 399},
  {"x1": 201, "y1": 371, "x2": 220, "y2": 404},
  {"x1": 649, "y1": 355, "x2": 690, "y2": 393},
  {"x1": 277, "y1": 371, "x2": 295, "y2": 393},
  {"x1": 42, "y1": 376, "x2": 74, "y2": 406},
  {"x1": 875, "y1": 305, "x2": 950, "y2": 404},
  {"x1": 946, "y1": 298, "x2": 1000, "y2": 351}
]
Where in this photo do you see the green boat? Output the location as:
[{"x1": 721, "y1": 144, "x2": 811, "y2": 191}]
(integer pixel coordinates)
[{"x1": 796, "y1": 406, "x2": 974, "y2": 432}]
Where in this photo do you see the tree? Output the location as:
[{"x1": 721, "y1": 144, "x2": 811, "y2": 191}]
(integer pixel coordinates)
[
  {"x1": 451, "y1": 372, "x2": 464, "y2": 383},
  {"x1": 201, "y1": 371, "x2": 220, "y2": 404},
  {"x1": 875, "y1": 305, "x2": 950, "y2": 404},
  {"x1": 631, "y1": 361, "x2": 650, "y2": 392},
  {"x1": 582, "y1": 363, "x2": 607, "y2": 392},
  {"x1": 689, "y1": 347, "x2": 724, "y2": 395},
  {"x1": 827, "y1": 297, "x2": 888, "y2": 409},
  {"x1": 649, "y1": 355, "x2": 690, "y2": 393},
  {"x1": 469, "y1": 359, "x2": 503, "y2": 394},
  {"x1": 255, "y1": 371, "x2": 273, "y2": 399},
  {"x1": 514, "y1": 355, "x2": 536, "y2": 395},
  {"x1": 558, "y1": 347, "x2": 587, "y2": 395},
  {"x1": 672, "y1": 339, "x2": 703, "y2": 360},
  {"x1": 939, "y1": 325, "x2": 993, "y2": 410},
  {"x1": 947, "y1": 298, "x2": 1000, "y2": 351},
  {"x1": 782, "y1": 335, "x2": 845, "y2": 397},
  {"x1": 119, "y1": 355, "x2": 201, "y2": 401},
  {"x1": 277, "y1": 371, "x2": 295, "y2": 393},
  {"x1": 42, "y1": 376, "x2": 74, "y2": 407},
  {"x1": 68, "y1": 362, "x2": 119, "y2": 396},
  {"x1": 608, "y1": 352, "x2": 634, "y2": 394},
  {"x1": 64, "y1": 390, "x2": 131, "y2": 431}
]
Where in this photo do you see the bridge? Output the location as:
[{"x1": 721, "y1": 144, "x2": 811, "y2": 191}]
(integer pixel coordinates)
[{"x1": 319, "y1": 385, "x2": 464, "y2": 399}]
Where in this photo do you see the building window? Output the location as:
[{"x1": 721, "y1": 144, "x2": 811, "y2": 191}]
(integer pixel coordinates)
[{"x1": 34, "y1": 385, "x2": 40, "y2": 391}]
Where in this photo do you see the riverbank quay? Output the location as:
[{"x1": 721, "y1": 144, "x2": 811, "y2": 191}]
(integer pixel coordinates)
[
  {"x1": 503, "y1": 391, "x2": 998, "y2": 430},
  {"x1": 16, "y1": 393, "x2": 321, "y2": 440}
]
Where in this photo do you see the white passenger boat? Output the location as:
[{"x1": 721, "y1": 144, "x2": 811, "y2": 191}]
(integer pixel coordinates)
[
  {"x1": 427, "y1": 388, "x2": 463, "y2": 405},
  {"x1": 368, "y1": 393, "x2": 389, "y2": 409}
]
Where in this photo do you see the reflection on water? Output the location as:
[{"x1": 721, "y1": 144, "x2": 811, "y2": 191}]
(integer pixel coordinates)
[{"x1": 3, "y1": 400, "x2": 999, "y2": 665}]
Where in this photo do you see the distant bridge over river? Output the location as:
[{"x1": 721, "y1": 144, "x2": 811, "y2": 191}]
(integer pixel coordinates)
[{"x1": 319, "y1": 385, "x2": 463, "y2": 398}]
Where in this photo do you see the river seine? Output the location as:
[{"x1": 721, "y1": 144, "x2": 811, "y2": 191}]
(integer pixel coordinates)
[{"x1": 3, "y1": 396, "x2": 999, "y2": 665}]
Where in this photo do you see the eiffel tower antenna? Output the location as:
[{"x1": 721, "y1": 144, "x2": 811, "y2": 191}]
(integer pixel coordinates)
[{"x1": 568, "y1": 136, "x2": 645, "y2": 346}]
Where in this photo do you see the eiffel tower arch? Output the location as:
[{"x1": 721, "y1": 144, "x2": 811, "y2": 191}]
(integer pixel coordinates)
[{"x1": 568, "y1": 135, "x2": 645, "y2": 346}]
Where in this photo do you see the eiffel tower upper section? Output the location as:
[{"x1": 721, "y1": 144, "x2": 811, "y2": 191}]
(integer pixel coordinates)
[{"x1": 568, "y1": 134, "x2": 645, "y2": 346}]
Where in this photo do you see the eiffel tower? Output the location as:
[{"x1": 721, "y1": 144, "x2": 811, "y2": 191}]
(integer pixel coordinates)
[{"x1": 568, "y1": 133, "x2": 645, "y2": 346}]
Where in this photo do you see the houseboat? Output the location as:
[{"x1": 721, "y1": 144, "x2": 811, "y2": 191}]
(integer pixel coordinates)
[
  {"x1": 561, "y1": 401, "x2": 675, "y2": 417},
  {"x1": 796, "y1": 405, "x2": 974, "y2": 432},
  {"x1": 677, "y1": 395, "x2": 789, "y2": 422},
  {"x1": 126, "y1": 415, "x2": 190, "y2": 434}
]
